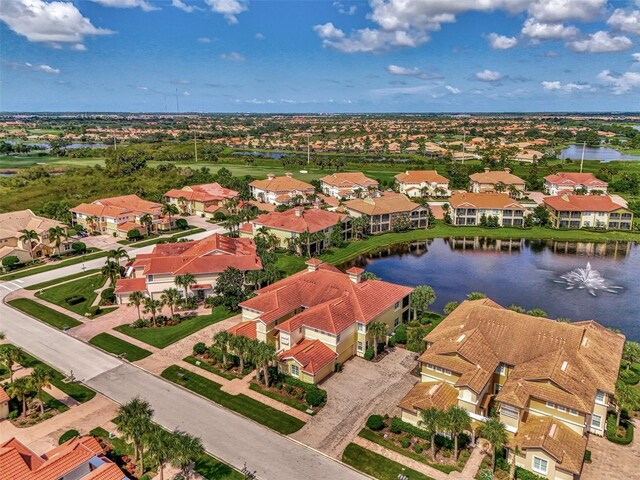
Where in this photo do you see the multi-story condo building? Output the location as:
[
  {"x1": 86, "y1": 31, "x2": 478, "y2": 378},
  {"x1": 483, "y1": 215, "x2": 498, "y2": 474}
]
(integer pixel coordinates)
[
  {"x1": 232, "y1": 260, "x2": 413, "y2": 384},
  {"x1": 469, "y1": 168, "x2": 526, "y2": 194},
  {"x1": 164, "y1": 182, "x2": 238, "y2": 217},
  {"x1": 543, "y1": 195, "x2": 634, "y2": 230},
  {"x1": 399, "y1": 298, "x2": 624, "y2": 480},
  {"x1": 344, "y1": 193, "x2": 430, "y2": 234},
  {"x1": 71, "y1": 195, "x2": 172, "y2": 238},
  {"x1": 544, "y1": 173, "x2": 608, "y2": 196},
  {"x1": 320, "y1": 172, "x2": 379, "y2": 199},
  {"x1": 449, "y1": 192, "x2": 526, "y2": 227},
  {"x1": 249, "y1": 173, "x2": 315, "y2": 205},
  {"x1": 239, "y1": 206, "x2": 351, "y2": 254},
  {"x1": 394, "y1": 170, "x2": 451, "y2": 198},
  {"x1": 115, "y1": 233, "x2": 262, "y2": 303}
]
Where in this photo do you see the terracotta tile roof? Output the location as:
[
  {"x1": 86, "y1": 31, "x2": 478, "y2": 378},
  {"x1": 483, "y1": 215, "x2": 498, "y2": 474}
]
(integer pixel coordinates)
[
  {"x1": 449, "y1": 192, "x2": 524, "y2": 210},
  {"x1": 227, "y1": 321, "x2": 257, "y2": 339},
  {"x1": 544, "y1": 172, "x2": 608, "y2": 188},
  {"x1": 395, "y1": 170, "x2": 449, "y2": 184},
  {"x1": 344, "y1": 193, "x2": 422, "y2": 216},
  {"x1": 72, "y1": 195, "x2": 162, "y2": 219},
  {"x1": 543, "y1": 195, "x2": 628, "y2": 213},
  {"x1": 247, "y1": 208, "x2": 346, "y2": 234},
  {"x1": 469, "y1": 170, "x2": 526, "y2": 185},
  {"x1": 114, "y1": 277, "x2": 147, "y2": 294},
  {"x1": 165, "y1": 183, "x2": 238, "y2": 202},
  {"x1": 320, "y1": 172, "x2": 378, "y2": 188},
  {"x1": 0, "y1": 209, "x2": 64, "y2": 240},
  {"x1": 278, "y1": 339, "x2": 337, "y2": 375},
  {"x1": 250, "y1": 175, "x2": 314, "y2": 193},
  {"x1": 398, "y1": 381, "x2": 459, "y2": 414},
  {"x1": 511, "y1": 416, "x2": 587, "y2": 475},
  {"x1": 0, "y1": 385, "x2": 9, "y2": 403},
  {"x1": 116, "y1": 221, "x2": 143, "y2": 232},
  {"x1": 82, "y1": 463, "x2": 127, "y2": 480},
  {"x1": 317, "y1": 194, "x2": 341, "y2": 208}
]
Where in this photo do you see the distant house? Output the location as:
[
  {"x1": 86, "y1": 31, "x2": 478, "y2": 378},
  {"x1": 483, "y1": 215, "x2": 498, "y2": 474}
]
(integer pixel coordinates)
[
  {"x1": 115, "y1": 233, "x2": 262, "y2": 303},
  {"x1": 0, "y1": 209, "x2": 72, "y2": 263},
  {"x1": 469, "y1": 168, "x2": 526, "y2": 194},
  {"x1": 543, "y1": 195, "x2": 633, "y2": 230},
  {"x1": 164, "y1": 183, "x2": 238, "y2": 217},
  {"x1": 448, "y1": 192, "x2": 526, "y2": 227},
  {"x1": 343, "y1": 193, "x2": 430, "y2": 234},
  {"x1": 249, "y1": 173, "x2": 315, "y2": 205},
  {"x1": 71, "y1": 195, "x2": 172, "y2": 238},
  {"x1": 394, "y1": 170, "x2": 450, "y2": 198},
  {"x1": 0, "y1": 436, "x2": 130, "y2": 480},
  {"x1": 320, "y1": 172, "x2": 379, "y2": 199},
  {"x1": 239, "y1": 206, "x2": 351, "y2": 255},
  {"x1": 544, "y1": 173, "x2": 608, "y2": 196},
  {"x1": 0, "y1": 385, "x2": 9, "y2": 419}
]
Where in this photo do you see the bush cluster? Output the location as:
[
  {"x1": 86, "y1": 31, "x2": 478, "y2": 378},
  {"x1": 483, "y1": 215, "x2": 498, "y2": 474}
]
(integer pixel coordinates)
[
  {"x1": 364, "y1": 346, "x2": 375, "y2": 361},
  {"x1": 66, "y1": 295, "x2": 86, "y2": 305},
  {"x1": 366, "y1": 415, "x2": 385, "y2": 431},
  {"x1": 58, "y1": 429, "x2": 80, "y2": 445},
  {"x1": 282, "y1": 376, "x2": 327, "y2": 407}
]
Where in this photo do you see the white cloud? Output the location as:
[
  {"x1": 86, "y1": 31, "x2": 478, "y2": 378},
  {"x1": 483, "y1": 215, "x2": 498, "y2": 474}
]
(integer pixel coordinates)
[
  {"x1": 607, "y1": 9, "x2": 640, "y2": 36},
  {"x1": 71, "y1": 43, "x2": 87, "y2": 51},
  {"x1": 445, "y1": 85, "x2": 461, "y2": 94},
  {"x1": 541, "y1": 80, "x2": 592, "y2": 91},
  {"x1": 334, "y1": 1, "x2": 357, "y2": 15},
  {"x1": 475, "y1": 69, "x2": 503, "y2": 82},
  {"x1": 197, "y1": 37, "x2": 211, "y2": 43},
  {"x1": 487, "y1": 33, "x2": 518, "y2": 49},
  {"x1": 597, "y1": 70, "x2": 640, "y2": 94},
  {"x1": 22, "y1": 62, "x2": 61, "y2": 74},
  {"x1": 220, "y1": 51, "x2": 245, "y2": 62},
  {"x1": 172, "y1": 0, "x2": 196, "y2": 13},
  {"x1": 255, "y1": 32, "x2": 265, "y2": 40},
  {"x1": 633, "y1": 52, "x2": 640, "y2": 63},
  {"x1": 90, "y1": 0, "x2": 158, "y2": 12},
  {"x1": 527, "y1": 0, "x2": 606, "y2": 23},
  {"x1": 386, "y1": 64, "x2": 442, "y2": 80},
  {"x1": 0, "y1": 0, "x2": 112, "y2": 48},
  {"x1": 313, "y1": 23, "x2": 428, "y2": 53},
  {"x1": 205, "y1": 0, "x2": 247, "y2": 24},
  {"x1": 521, "y1": 19, "x2": 579, "y2": 40},
  {"x1": 567, "y1": 31, "x2": 633, "y2": 53},
  {"x1": 313, "y1": 22, "x2": 345, "y2": 40}
]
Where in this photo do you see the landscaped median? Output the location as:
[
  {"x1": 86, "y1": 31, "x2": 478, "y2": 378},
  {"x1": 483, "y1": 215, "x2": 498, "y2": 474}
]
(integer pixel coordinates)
[
  {"x1": 0, "y1": 250, "x2": 109, "y2": 281},
  {"x1": 35, "y1": 274, "x2": 107, "y2": 316},
  {"x1": 25, "y1": 268, "x2": 101, "y2": 291},
  {"x1": 7, "y1": 298, "x2": 82, "y2": 330},
  {"x1": 342, "y1": 443, "x2": 437, "y2": 480},
  {"x1": 117, "y1": 227, "x2": 207, "y2": 247},
  {"x1": 89, "y1": 333, "x2": 152, "y2": 361},
  {"x1": 160, "y1": 365, "x2": 305, "y2": 435}
]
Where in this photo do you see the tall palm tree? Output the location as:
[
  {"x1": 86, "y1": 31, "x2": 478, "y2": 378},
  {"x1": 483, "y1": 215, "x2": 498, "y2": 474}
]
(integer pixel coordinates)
[
  {"x1": 18, "y1": 229, "x2": 39, "y2": 262},
  {"x1": 160, "y1": 288, "x2": 181, "y2": 317},
  {"x1": 412, "y1": 285, "x2": 436, "y2": 320},
  {"x1": 177, "y1": 196, "x2": 188, "y2": 214},
  {"x1": 101, "y1": 260, "x2": 121, "y2": 287},
  {"x1": 509, "y1": 444, "x2": 521, "y2": 480},
  {"x1": 146, "y1": 426, "x2": 173, "y2": 480},
  {"x1": 419, "y1": 407, "x2": 445, "y2": 461},
  {"x1": 174, "y1": 273, "x2": 196, "y2": 300},
  {"x1": 128, "y1": 291, "x2": 145, "y2": 319},
  {"x1": 107, "y1": 247, "x2": 130, "y2": 266},
  {"x1": 162, "y1": 202, "x2": 179, "y2": 230},
  {"x1": 7, "y1": 377, "x2": 31, "y2": 416},
  {"x1": 229, "y1": 335, "x2": 250, "y2": 373},
  {"x1": 213, "y1": 331, "x2": 231, "y2": 366},
  {"x1": 85, "y1": 215, "x2": 99, "y2": 234},
  {"x1": 446, "y1": 405, "x2": 471, "y2": 460},
  {"x1": 368, "y1": 321, "x2": 388, "y2": 349},
  {"x1": 139, "y1": 213, "x2": 154, "y2": 236},
  {"x1": 481, "y1": 418, "x2": 508, "y2": 472},
  {"x1": 0, "y1": 345, "x2": 24, "y2": 382},
  {"x1": 47, "y1": 226, "x2": 67, "y2": 256},
  {"x1": 351, "y1": 215, "x2": 369, "y2": 239},
  {"x1": 221, "y1": 214, "x2": 241, "y2": 236},
  {"x1": 253, "y1": 342, "x2": 277, "y2": 386},
  {"x1": 171, "y1": 430, "x2": 204, "y2": 476},
  {"x1": 116, "y1": 397, "x2": 154, "y2": 476},
  {"x1": 142, "y1": 297, "x2": 162, "y2": 326},
  {"x1": 29, "y1": 366, "x2": 53, "y2": 416}
]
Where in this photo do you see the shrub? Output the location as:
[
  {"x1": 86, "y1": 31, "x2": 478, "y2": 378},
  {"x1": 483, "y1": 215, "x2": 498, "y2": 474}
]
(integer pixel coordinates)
[
  {"x1": 131, "y1": 319, "x2": 150, "y2": 329},
  {"x1": 366, "y1": 415, "x2": 385, "y2": 431},
  {"x1": 606, "y1": 414, "x2": 634, "y2": 445},
  {"x1": 176, "y1": 218, "x2": 188, "y2": 229},
  {"x1": 393, "y1": 324, "x2": 408, "y2": 344},
  {"x1": 58, "y1": 429, "x2": 80, "y2": 444},
  {"x1": 193, "y1": 342, "x2": 207, "y2": 355},
  {"x1": 306, "y1": 388, "x2": 326, "y2": 407},
  {"x1": 513, "y1": 467, "x2": 547, "y2": 480},
  {"x1": 213, "y1": 211, "x2": 227, "y2": 221},
  {"x1": 101, "y1": 288, "x2": 116, "y2": 302},
  {"x1": 413, "y1": 444, "x2": 424, "y2": 454},
  {"x1": 66, "y1": 295, "x2": 86, "y2": 305},
  {"x1": 7, "y1": 410, "x2": 18, "y2": 420},
  {"x1": 435, "y1": 433, "x2": 470, "y2": 450},
  {"x1": 2, "y1": 256, "x2": 20, "y2": 271},
  {"x1": 584, "y1": 450, "x2": 592, "y2": 463},
  {"x1": 400, "y1": 439, "x2": 411, "y2": 448},
  {"x1": 376, "y1": 342, "x2": 385, "y2": 354},
  {"x1": 127, "y1": 229, "x2": 141, "y2": 240},
  {"x1": 387, "y1": 337, "x2": 396, "y2": 348},
  {"x1": 87, "y1": 306, "x2": 102, "y2": 316},
  {"x1": 71, "y1": 242, "x2": 87, "y2": 254},
  {"x1": 364, "y1": 346, "x2": 375, "y2": 361},
  {"x1": 335, "y1": 363, "x2": 343, "y2": 372}
]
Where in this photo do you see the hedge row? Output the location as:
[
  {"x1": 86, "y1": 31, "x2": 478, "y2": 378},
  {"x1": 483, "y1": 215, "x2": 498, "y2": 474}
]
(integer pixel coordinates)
[{"x1": 606, "y1": 414, "x2": 634, "y2": 445}]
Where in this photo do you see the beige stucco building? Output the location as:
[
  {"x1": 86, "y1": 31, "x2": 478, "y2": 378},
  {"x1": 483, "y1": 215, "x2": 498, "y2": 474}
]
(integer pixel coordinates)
[
  {"x1": 544, "y1": 195, "x2": 633, "y2": 230},
  {"x1": 449, "y1": 192, "x2": 526, "y2": 227},
  {"x1": 394, "y1": 170, "x2": 451, "y2": 198}
]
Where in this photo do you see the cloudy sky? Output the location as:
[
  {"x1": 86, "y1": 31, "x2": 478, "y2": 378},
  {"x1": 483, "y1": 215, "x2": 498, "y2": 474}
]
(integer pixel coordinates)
[{"x1": 1, "y1": 0, "x2": 640, "y2": 112}]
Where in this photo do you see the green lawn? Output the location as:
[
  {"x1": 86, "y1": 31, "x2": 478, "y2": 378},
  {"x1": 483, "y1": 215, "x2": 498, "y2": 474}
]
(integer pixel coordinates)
[
  {"x1": 89, "y1": 333, "x2": 152, "y2": 361},
  {"x1": 161, "y1": 365, "x2": 305, "y2": 434},
  {"x1": 25, "y1": 268, "x2": 101, "y2": 291},
  {"x1": 342, "y1": 443, "x2": 436, "y2": 480},
  {"x1": 194, "y1": 455, "x2": 244, "y2": 480},
  {"x1": 0, "y1": 251, "x2": 109, "y2": 281},
  {"x1": 275, "y1": 253, "x2": 307, "y2": 276},
  {"x1": 119, "y1": 228, "x2": 207, "y2": 248},
  {"x1": 36, "y1": 274, "x2": 106, "y2": 316},
  {"x1": 114, "y1": 307, "x2": 233, "y2": 349},
  {"x1": 8, "y1": 298, "x2": 82, "y2": 330},
  {"x1": 249, "y1": 382, "x2": 310, "y2": 413},
  {"x1": 183, "y1": 356, "x2": 240, "y2": 380}
]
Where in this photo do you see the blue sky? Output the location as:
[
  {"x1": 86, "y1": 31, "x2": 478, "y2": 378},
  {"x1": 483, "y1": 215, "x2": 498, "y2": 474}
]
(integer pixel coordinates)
[{"x1": 1, "y1": 0, "x2": 640, "y2": 112}]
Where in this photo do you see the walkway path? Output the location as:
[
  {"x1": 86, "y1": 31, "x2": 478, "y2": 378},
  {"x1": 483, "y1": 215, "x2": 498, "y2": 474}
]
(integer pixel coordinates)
[{"x1": 581, "y1": 421, "x2": 639, "y2": 480}]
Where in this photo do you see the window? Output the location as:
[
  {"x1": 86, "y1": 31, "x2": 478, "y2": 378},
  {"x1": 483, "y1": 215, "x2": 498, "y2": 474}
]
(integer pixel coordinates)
[
  {"x1": 394, "y1": 301, "x2": 400, "y2": 311},
  {"x1": 557, "y1": 405, "x2": 566, "y2": 412},
  {"x1": 357, "y1": 323, "x2": 364, "y2": 333},
  {"x1": 546, "y1": 401, "x2": 554, "y2": 408},
  {"x1": 435, "y1": 366, "x2": 443, "y2": 373},
  {"x1": 497, "y1": 364, "x2": 506, "y2": 375},
  {"x1": 357, "y1": 341, "x2": 363, "y2": 351},
  {"x1": 147, "y1": 275, "x2": 154, "y2": 283},
  {"x1": 501, "y1": 404, "x2": 519, "y2": 419},
  {"x1": 591, "y1": 414, "x2": 602, "y2": 429},
  {"x1": 444, "y1": 369, "x2": 451, "y2": 376},
  {"x1": 336, "y1": 333, "x2": 341, "y2": 343},
  {"x1": 426, "y1": 364, "x2": 434, "y2": 370},
  {"x1": 394, "y1": 317, "x2": 400, "y2": 327},
  {"x1": 291, "y1": 364, "x2": 299, "y2": 377},
  {"x1": 595, "y1": 391, "x2": 606, "y2": 404},
  {"x1": 570, "y1": 409, "x2": 578, "y2": 415},
  {"x1": 532, "y1": 457, "x2": 548, "y2": 475}
]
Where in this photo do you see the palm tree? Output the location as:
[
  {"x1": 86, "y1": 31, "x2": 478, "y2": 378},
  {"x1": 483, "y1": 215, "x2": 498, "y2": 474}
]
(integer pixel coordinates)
[
  {"x1": 221, "y1": 214, "x2": 241, "y2": 236},
  {"x1": 177, "y1": 196, "x2": 188, "y2": 214},
  {"x1": 444, "y1": 301, "x2": 459, "y2": 315},
  {"x1": 29, "y1": 366, "x2": 53, "y2": 416},
  {"x1": 19, "y1": 229, "x2": 39, "y2": 262},
  {"x1": 7, "y1": 377, "x2": 31, "y2": 417},
  {"x1": 213, "y1": 331, "x2": 231, "y2": 366},
  {"x1": 162, "y1": 202, "x2": 179, "y2": 230},
  {"x1": 116, "y1": 397, "x2": 154, "y2": 476},
  {"x1": 446, "y1": 406, "x2": 471, "y2": 460},
  {"x1": 171, "y1": 430, "x2": 204, "y2": 476},
  {"x1": 467, "y1": 292, "x2": 487, "y2": 300},
  {"x1": 128, "y1": 291, "x2": 145, "y2": 319},
  {"x1": 160, "y1": 288, "x2": 181, "y2": 317},
  {"x1": 229, "y1": 335, "x2": 250, "y2": 373},
  {"x1": 107, "y1": 247, "x2": 130, "y2": 266},
  {"x1": 142, "y1": 297, "x2": 162, "y2": 326},
  {"x1": 351, "y1": 215, "x2": 369, "y2": 239},
  {"x1": 0, "y1": 345, "x2": 24, "y2": 382},
  {"x1": 140, "y1": 213, "x2": 154, "y2": 236},
  {"x1": 368, "y1": 321, "x2": 388, "y2": 349},
  {"x1": 175, "y1": 273, "x2": 196, "y2": 300},
  {"x1": 101, "y1": 260, "x2": 121, "y2": 287},
  {"x1": 86, "y1": 215, "x2": 99, "y2": 234},
  {"x1": 509, "y1": 444, "x2": 521, "y2": 480},
  {"x1": 412, "y1": 285, "x2": 436, "y2": 320},
  {"x1": 47, "y1": 226, "x2": 67, "y2": 256},
  {"x1": 481, "y1": 418, "x2": 508, "y2": 472},
  {"x1": 146, "y1": 426, "x2": 174, "y2": 480},
  {"x1": 419, "y1": 407, "x2": 445, "y2": 461},
  {"x1": 253, "y1": 342, "x2": 277, "y2": 386}
]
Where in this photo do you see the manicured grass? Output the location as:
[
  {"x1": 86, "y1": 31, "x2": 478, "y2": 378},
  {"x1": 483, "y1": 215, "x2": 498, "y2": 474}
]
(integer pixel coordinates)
[
  {"x1": 25, "y1": 268, "x2": 101, "y2": 290},
  {"x1": 120, "y1": 228, "x2": 207, "y2": 247},
  {"x1": 249, "y1": 382, "x2": 310, "y2": 413},
  {"x1": 36, "y1": 274, "x2": 106, "y2": 316},
  {"x1": 8, "y1": 298, "x2": 82, "y2": 330},
  {"x1": 161, "y1": 365, "x2": 305, "y2": 434},
  {"x1": 342, "y1": 443, "x2": 436, "y2": 480},
  {"x1": 114, "y1": 307, "x2": 234, "y2": 349},
  {"x1": 89, "y1": 333, "x2": 152, "y2": 361},
  {"x1": 183, "y1": 356, "x2": 240, "y2": 380},
  {"x1": 320, "y1": 221, "x2": 640, "y2": 265},
  {"x1": 0, "y1": 344, "x2": 95, "y2": 403},
  {"x1": 275, "y1": 253, "x2": 307, "y2": 276},
  {"x1": 194, "y1": 454, "x2": 244, "y2": 480},
  {"x1": 0, "y1": 251, "x2": 108, "y2": 281}
]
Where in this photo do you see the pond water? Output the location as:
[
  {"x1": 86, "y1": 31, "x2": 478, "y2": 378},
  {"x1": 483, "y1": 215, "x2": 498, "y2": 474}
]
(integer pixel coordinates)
[
  {"x1": 560, "y1": 144, "x2": 640, "y2": 161},
  {"x1": 342, "y1": 238, "x2": 640, "y2": 341}
]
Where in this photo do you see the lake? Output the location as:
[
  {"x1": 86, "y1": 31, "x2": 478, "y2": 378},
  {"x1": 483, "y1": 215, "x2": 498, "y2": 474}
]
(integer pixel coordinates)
[
  {"x1": 342, "y1": 238, "x2": 640, "y2": 341},
  {"x1": 560, "y1": 144, "x2": 640, "y2": 161}
]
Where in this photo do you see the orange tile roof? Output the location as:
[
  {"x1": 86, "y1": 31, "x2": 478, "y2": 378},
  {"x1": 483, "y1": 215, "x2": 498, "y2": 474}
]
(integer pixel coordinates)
[
  {"x1": 165, "y1": 183, "x2": 238, "y2": 202},
  {"x1": 247, "y1": 208, "x2": 346, "y2": 234},
  {"x1": 114, "y1": 277, "x2": 147, "y2": 294},
  {"x1": 116, "y1": 221, "x2": 142, "y2": 232},
  {"x1": 449, "y1": 192, "x2": 524, "y2": 210},
  {"x1": 544, "y1": 173, "x2": 607, "y2": 188},
  {"x1": 543, "y1": 195, "x2": 628, "y2": 213},
  {"x1": 320, "y1": 172, "x2": 378, "y2": 188},
  {"x1": 250, "y1": 175, "x2": 314, "y2": 193},
  {"x1": 395, "y1": 170, "x2": 449, "y2": 184},
  {"x1": 398, "y1": 381, "x2": 459, "y2": 414},
  {"x1": 469, "y1": 170, "x2": 525, "y2": 185},
  {"x1": 344, "y1": 193, "x2": 423, "y2": 216},
  {"x1": 227, "y1": 321, "x2": 257, "y2": 339},
  {"x1": 82, "y1": 463, "x2": 127, "y2": 480},
  {"x1": 72, "y1": 195, "x2": 162, "y2": 218},
  {"x1": 0, "y1": 385, "x2": 9, "y2": 403},
  {"x1": 278, "y1": 339, "x2": 337, "y2": 375}
]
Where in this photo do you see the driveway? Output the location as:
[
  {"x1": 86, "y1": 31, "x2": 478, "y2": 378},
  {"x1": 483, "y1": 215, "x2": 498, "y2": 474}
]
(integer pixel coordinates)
[
  {"x1": 581, "y1": 423, "x2": 639, "y2": 480},
  {"x1": 291, "y1": 348, "x2": 419, "y2": 458}
]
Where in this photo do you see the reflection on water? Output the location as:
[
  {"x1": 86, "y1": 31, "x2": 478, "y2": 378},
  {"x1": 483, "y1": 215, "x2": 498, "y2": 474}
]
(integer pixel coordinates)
[
  {"x1": 560, "y1": 144, "x2": 640, "y2": 162},
  {"x1": 342, "y1": 237, "x2": 639, "y2": 340}
]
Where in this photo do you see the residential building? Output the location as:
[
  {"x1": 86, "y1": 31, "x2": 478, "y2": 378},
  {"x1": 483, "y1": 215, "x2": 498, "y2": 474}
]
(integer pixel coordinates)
[
  {"x1": 343, "y1": 193, "x2": 430, "y2": 234},
  {"x1": 239, "y1": 206, "x2": 351, "y2": 255},
  {"x1": 0, "y1": 386, "x2": 8, "y2": 419},
  {"x1": 0, "y1": 436, "x2": 129, "y2": 480},
  {"x1": 543, "y1": 195, "x2": 634, "y2": 230},
  {"x1": 469, "y1": 168, "x2": 526, "y2": 194},
  {"x1": 71, "y1": 195, "x2": 172, "y2": 238},
  {"x1": 164, "y1": 183, "x2": 238, "y2": 217},
  {"x1": 249, "y1": 173, "x2": 315, "y2": 205},
  {"x1": 394, "y1": 170, "x2": 451, "y2": 198},
  {"x1": 114, "y1": 233, "x2": 262, "y2": 303},
  {"x1": 0, "y1": 209, "x2": 72, "y2": 263},
  {"x1": 320, "y1": 172, "x2": 379, "y2": 199},
  {"x1": 399, "y1": 298, "x2": 624, "y2": 480},
  {"x1": 544, "y1": 173, "x2": 609, "y2": 196},
  {"x1": 234, "y1": 260, "x2": 413, "y2": 384},
  {"x1": 448, "y1": 192, "x2": 526, "y2": 227}
]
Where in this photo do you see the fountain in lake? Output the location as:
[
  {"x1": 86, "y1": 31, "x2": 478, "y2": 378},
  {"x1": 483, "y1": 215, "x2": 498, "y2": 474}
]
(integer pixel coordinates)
[{"x1": 555, "y1": 262, "x2": 623, "y2": 296}]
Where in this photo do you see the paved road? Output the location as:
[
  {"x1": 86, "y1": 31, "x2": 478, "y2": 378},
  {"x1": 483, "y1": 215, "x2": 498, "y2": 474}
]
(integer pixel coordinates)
[{"x1": 0, "y1": 231, "x2": 368, "y2": 480}]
